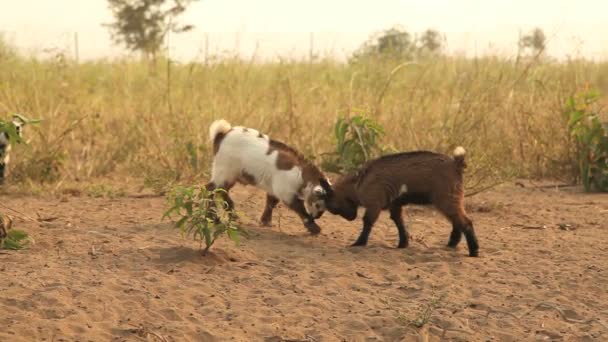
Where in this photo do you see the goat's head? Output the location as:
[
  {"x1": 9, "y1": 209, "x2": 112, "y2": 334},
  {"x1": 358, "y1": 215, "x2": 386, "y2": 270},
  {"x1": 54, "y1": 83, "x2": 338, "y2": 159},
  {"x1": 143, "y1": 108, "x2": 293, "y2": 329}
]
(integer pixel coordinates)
[
  {"x1": 11, "y1": 115, "x2": 26, "y2": 138},
  {"x1": 300, "y1": 179, "x2": 332, "y2": 219},
  {"x1": 318, "y1": 177, "x2": 358, "y2": 221}
]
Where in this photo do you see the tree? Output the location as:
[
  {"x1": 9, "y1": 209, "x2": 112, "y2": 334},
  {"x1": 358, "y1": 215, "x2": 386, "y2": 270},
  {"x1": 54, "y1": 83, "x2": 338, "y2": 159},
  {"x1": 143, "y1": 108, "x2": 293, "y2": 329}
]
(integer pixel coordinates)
[
  {"x1": 350, "y1": 27, "x2": 444, "y2": 64},
  {"x1": 105, "y1": 0, "x2": 197, "y2": 59},
  {"x1": 418, "y1": 29, "x2": 443, "y2": 53},
  {"x1": 350, "y1": 26, "x2": 415, "y2": 63},
  {"x1": 519, "y1": 27, "x2": 546, "y2": 56}
]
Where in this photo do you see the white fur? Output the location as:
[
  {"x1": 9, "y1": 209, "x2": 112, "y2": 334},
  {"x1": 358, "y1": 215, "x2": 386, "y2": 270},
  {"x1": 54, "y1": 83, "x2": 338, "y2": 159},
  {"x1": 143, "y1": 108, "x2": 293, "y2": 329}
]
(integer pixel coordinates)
[
  {"x1": 1, "y1": 116, "x2": 25, "y2": 180},
  {"x1": 453, "y1": 146, "x2": 466, "y2": 157},
  {"x1": 210, "y1": 123, "x2": 303, "y2": 206},
  {"x1": 209, "y1": 119, "x2": 232, "y2": 142},
  {"x1": 0, "y1": 133, "x2": 8, "y2": 146},
  {"x1": 0, "y1": 142, "x2": 10, "y2": 166},
  {"x1": 399, "y1": 184, "x2": 408, "y2": 195}
]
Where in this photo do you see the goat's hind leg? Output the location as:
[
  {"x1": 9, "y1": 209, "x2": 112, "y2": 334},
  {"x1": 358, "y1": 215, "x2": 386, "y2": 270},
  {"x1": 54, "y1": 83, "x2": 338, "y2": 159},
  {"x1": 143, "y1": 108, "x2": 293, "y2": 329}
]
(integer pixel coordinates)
[
  {"x1": 447, "y1": 223, "x2": 463, "y2": 248},
  {"x1": 445, "y1": 213, "x2": 479, "y2": 257},
  {"x1": 389, "y1": 204, "x2": 409, "y2": 248},
  {"x1": 205, "y1": 181, "x2": 237, "y2": 222}
]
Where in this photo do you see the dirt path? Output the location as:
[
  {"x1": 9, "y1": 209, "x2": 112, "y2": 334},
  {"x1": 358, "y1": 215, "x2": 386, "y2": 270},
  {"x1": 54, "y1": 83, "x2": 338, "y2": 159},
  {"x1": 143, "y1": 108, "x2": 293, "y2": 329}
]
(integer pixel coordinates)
[{"x1": 1, "y1": 182, "x2": 607, "y2": 341}]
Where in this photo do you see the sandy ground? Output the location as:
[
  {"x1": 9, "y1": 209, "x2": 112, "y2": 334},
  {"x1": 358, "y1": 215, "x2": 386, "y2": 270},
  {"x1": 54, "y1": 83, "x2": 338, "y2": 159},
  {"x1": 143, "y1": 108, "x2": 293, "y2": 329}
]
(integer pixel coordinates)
[{"x1": 0, "y1": 181, "x2": 607, "y2": 341}]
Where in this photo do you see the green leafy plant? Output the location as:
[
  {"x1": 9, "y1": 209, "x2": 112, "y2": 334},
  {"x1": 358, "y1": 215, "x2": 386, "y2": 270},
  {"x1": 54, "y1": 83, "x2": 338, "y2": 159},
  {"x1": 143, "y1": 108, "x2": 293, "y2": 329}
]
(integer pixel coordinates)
[
  {"x1": 0, "y1": 121, "x2": 21, "y2": 143},
  {"x1": 1, "y1": 229, "x2": 32, "y2": 250},
  {"x1": 163, "y1": 185, "x2": 244, "y2": 254},
  {"x1": 1, "y1": 214, "x2": 31, "y2": 250},
  {"x1": 321, "y1": 113, "x2": 387, "y2": 174},
  {"x1": 564, "y1": 89, "x2": 608, "y2": 192},
  {"x1": 0, "y1": 114, "x2": 40, "y2": 143}
]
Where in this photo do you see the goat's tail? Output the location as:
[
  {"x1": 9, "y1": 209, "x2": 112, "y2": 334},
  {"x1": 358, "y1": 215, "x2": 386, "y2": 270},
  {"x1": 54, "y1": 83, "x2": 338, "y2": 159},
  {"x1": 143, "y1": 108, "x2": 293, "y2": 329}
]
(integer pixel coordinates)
[
  {"x1": 453, "y1": 146, "x2": 467, "y2": 172},
  {"x1": 209, "y1": 119, "x2": 232, "y2": 142}
]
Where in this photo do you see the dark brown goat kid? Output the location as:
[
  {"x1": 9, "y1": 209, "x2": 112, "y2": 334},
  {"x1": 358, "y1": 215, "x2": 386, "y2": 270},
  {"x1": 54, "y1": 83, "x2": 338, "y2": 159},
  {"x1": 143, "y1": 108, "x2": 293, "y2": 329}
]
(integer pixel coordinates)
[{"x1": 318, "y1": 147, "x2": 479, "y2": 257}]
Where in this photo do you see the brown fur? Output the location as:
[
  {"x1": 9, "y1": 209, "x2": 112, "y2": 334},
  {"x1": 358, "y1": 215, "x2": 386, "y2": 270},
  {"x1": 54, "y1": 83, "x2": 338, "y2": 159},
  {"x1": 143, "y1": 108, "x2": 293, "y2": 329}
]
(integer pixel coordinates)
[
  {"x1": 321, "y1": 150, "x2": 479, "y2": 257},
  {"x1": 212, "y1": 129, "x2": 232, "y2": 155},
  {"x1": 266, "y1": 139, "x2": 326, "y2": 184},
  {"x1": 275, "y1": 151, "x2": 297, "y2": 170},
  {"x1": 238, "y1": 171, "x2": 257, "y2": 185}
]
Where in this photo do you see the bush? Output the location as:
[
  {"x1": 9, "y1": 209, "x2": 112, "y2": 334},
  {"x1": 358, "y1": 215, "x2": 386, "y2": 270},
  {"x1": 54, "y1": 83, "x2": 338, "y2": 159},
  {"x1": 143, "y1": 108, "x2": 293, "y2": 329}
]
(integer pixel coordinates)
[
  {"x1": 163, "y1": 185, "x2": 245, "y2": 254},
  {"x1": 564, "y1": 89, "x2": 608, "y2": 192},
  {"x1": 321, "y1": 114, "x2": 388, "y2": 174}
]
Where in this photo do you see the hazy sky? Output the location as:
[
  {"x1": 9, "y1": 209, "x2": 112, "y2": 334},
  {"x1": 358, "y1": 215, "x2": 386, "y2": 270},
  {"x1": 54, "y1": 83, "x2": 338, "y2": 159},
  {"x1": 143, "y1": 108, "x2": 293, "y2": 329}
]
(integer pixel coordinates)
[{"x1": 1, "y1": 0, "x2": 607, "y2": 61}]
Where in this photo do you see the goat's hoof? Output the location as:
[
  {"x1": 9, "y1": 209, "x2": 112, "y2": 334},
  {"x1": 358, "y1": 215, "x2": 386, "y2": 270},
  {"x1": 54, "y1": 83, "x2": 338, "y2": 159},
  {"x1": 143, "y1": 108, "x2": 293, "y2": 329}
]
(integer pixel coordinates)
[
  {"x1": 468, "y1": 250, "x2": 479, "y2": 257},
  {"x1": 260, "y1": 220, "x2": 272, "y2": 227},
  {"x1": 305, "y1": 225, "x2": 321, "y2": 235},
  {"x1": 397, "y1": 242, "x2": 408, "y2": 248},
  {"x1": 350, "y1": 241, "x2": 367, "y2": 247}
]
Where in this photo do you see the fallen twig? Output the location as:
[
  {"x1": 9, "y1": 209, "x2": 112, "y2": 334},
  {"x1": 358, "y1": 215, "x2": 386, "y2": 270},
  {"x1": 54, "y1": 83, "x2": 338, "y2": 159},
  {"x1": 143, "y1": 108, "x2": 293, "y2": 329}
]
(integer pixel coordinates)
[
  {"x1": 355, "y1": 271, "x2": 372, "y2": 279},
  {"x1": 465, "y1": 181, "x2": 506, "y2": 197},
  {"x1": 0, "y1": 203, "x2": 37, "y2": 222},
  {"x1": 128, "y1": 323, "x2": 168, "y2": 342},
  {"x1": 511, "y1": 223, "x2": 546, "y2": 230}
]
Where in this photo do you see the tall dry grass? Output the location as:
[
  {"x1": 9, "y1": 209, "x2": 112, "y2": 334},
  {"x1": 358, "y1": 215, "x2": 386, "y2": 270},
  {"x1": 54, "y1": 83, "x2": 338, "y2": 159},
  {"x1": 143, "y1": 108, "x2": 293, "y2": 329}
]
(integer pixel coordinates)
[{"x1": 1, "y1": 38, "x2": 607, "y2": 192}]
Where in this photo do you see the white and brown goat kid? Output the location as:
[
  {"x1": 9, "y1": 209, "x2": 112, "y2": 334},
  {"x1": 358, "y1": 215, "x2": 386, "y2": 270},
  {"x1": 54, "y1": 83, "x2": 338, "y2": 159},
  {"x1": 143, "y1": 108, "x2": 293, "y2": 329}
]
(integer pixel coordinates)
[
  {"x1": 0, "y1": 115, "x2": 27, "y2": 184},
  {"x1": 318, "y1": 147, "x2": 480, "y2": 257},
  {"x1": 205, "y1": 119, "x2": 330, "y2": 234}
]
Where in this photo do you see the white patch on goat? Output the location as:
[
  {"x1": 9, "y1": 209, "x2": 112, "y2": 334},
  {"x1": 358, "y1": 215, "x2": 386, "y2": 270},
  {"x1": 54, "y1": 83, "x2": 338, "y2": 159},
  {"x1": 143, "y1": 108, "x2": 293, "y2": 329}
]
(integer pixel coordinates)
[
  {"x1": 1, "y1": 142, "x2": 10, "y2": 166},
  {"x1": 0, "y1": 133, "x2": 9, "y2": 146},
  {"x1": 453, "y1": 146, "x2": 466, "y2": 157},
  {"x1": 399, "y1": 184, "x2": 408, "y2": 195},
  {"x1": 312, "y1": 185, "x2": 325, "y2": 196},
  {"x1": 209, "y1": 119, "x2": 232, "y2": 141},
  {"x1": 211, "y1": 128, "x2": 303, "y2": 205},
  {"x1": 233, "y1": 126, "x2": 268, "y2": 141}
]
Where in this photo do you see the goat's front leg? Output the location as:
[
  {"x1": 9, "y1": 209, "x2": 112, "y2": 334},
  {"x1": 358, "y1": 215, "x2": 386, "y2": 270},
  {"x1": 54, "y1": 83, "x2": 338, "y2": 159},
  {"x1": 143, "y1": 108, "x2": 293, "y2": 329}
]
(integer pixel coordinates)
[
  {"x1": 260, "y1": 194, "x2": 279, "y2": 226},
  {"x1": 351, "y1": 207, "x2": 381, "y2": 247},
  {"x1": 288, "y1": 198, "x2": 321, "y2": 235}
]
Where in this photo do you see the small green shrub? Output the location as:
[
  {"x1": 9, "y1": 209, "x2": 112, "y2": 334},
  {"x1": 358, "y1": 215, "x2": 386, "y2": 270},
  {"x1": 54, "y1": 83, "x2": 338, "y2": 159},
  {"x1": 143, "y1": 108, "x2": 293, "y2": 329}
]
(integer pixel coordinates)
[
  {"x1": 1, "y1": 229, "x2": 31, "y2": 250},
  {"x1": 564, "y1": 89, "x2": 608, "y2": 192},
  {"x1": 163, "y1": 185, "x2": 245, "y2": 254},
  {"x1": 1, "y1": 215, "x2": 31, "y2": 250},
  {"x1": 321, "y1": 113, "x2": 387, "y2": 174},
  {"x1": 0, "y1": 120, "x2": 21, "y2": 143}
]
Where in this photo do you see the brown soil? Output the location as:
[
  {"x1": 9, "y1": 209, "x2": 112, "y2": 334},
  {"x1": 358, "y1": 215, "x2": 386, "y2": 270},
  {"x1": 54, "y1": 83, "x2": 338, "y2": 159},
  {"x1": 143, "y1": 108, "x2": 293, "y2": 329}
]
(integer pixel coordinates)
[{"x1": 1, "y1": 181, "x2": 607, "y2": 341}]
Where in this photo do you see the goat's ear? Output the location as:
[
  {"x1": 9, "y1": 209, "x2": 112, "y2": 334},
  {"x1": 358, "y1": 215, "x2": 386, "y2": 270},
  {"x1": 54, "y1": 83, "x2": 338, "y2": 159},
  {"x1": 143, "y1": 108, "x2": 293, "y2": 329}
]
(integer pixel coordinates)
[{"x1": 318, "y1": 178, "x2": 333, "y2": 196}]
